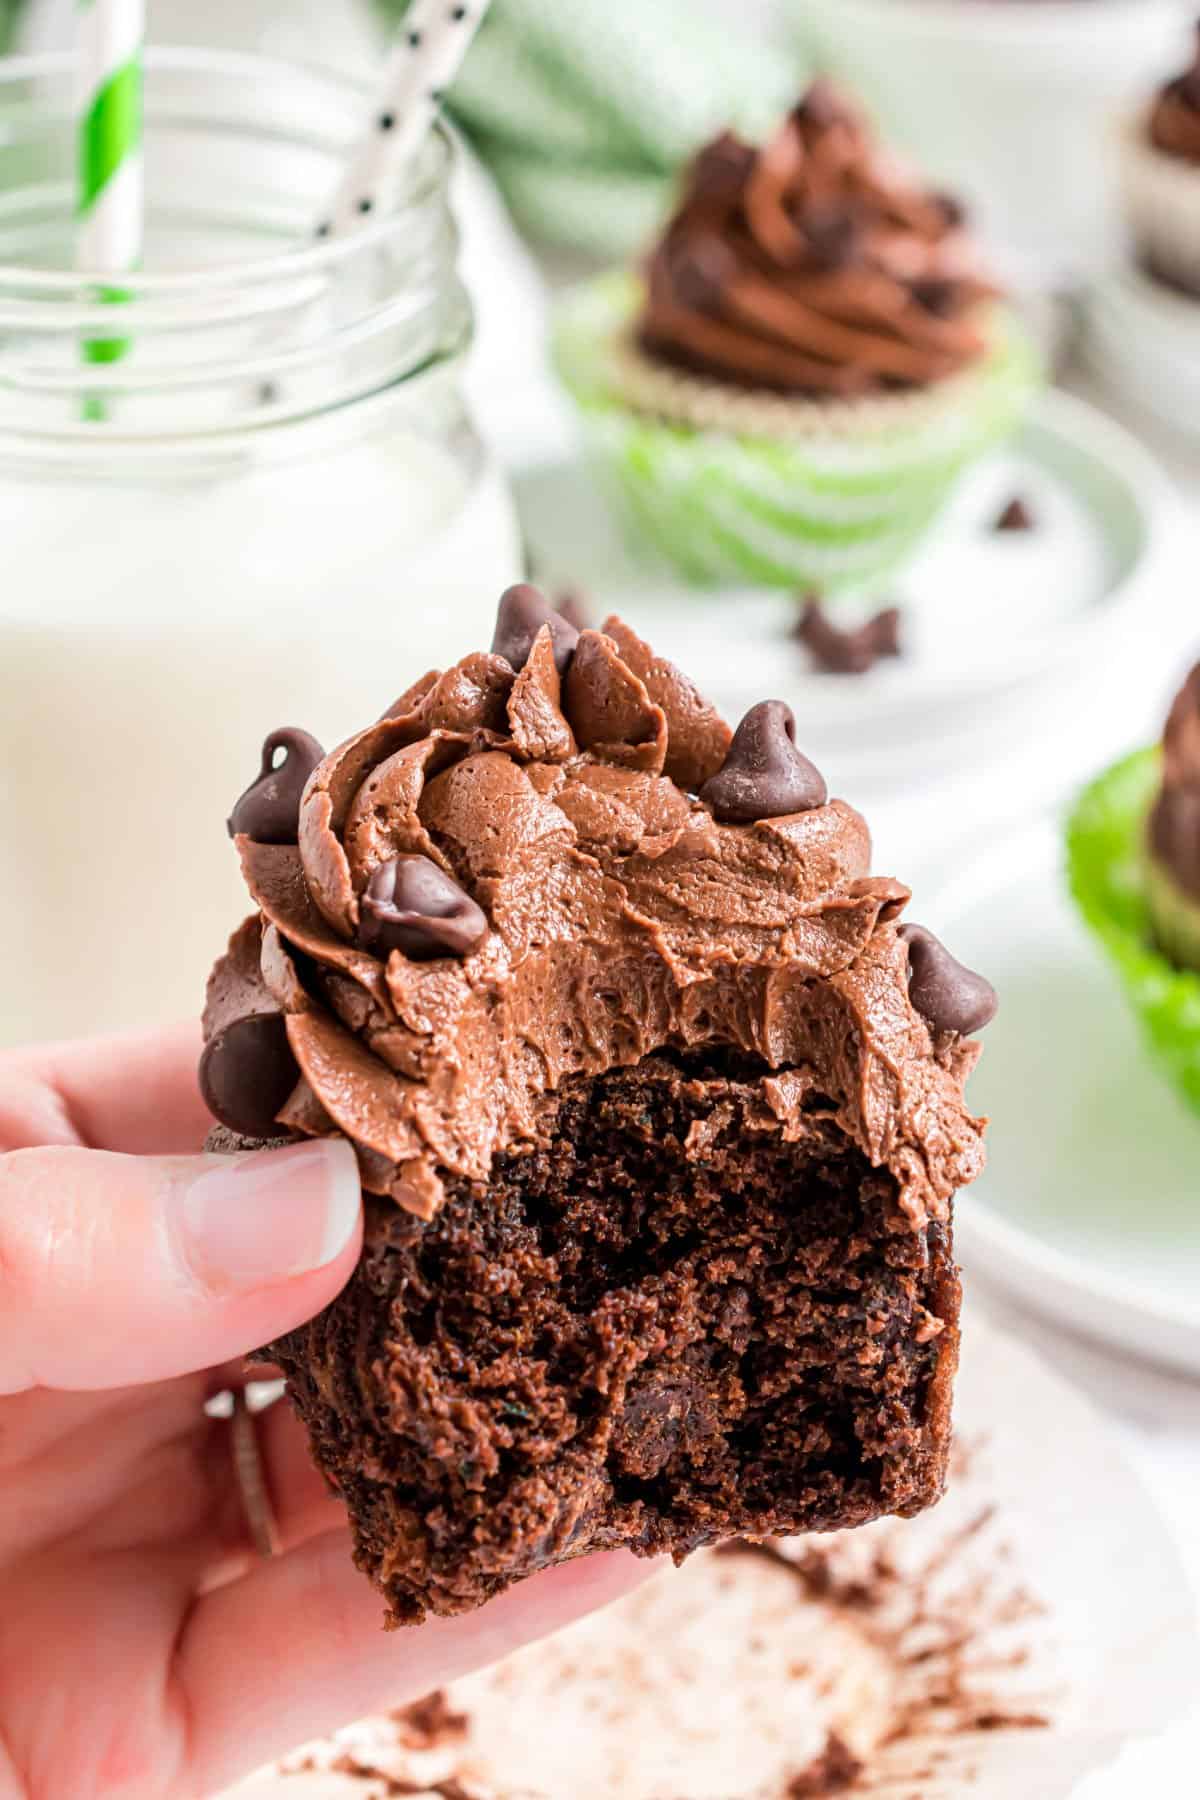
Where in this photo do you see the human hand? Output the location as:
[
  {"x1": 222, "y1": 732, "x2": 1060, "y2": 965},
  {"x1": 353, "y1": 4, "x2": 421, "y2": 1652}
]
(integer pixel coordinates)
[{"x1": 0, "y1": 1025, "x2": 647, "y2": 1800}]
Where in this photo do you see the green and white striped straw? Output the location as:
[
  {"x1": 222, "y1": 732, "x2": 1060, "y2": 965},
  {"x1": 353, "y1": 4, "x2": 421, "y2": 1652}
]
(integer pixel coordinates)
[{"x1": 75, "y1": 0, "x2": 143, "y2": 409}]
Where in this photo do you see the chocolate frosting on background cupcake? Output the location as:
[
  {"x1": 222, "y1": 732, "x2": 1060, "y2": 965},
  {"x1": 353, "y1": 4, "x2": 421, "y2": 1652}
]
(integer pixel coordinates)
[
  {"x1": 205, "y1": 594, "x2": 988, "y2": 1227},
  {"x1": 1148, "y1": 25, "x2": 1200, "y2": 165},
  {"x1": 638, "y1": 81, "x2": 994, "y2": 398},
  {"x1": 1149, "y1": 661, "x2": 1200, "y2": 900},
  {"x1": 1145, "y1": 661, "x2": 1200, "y2": 974}
]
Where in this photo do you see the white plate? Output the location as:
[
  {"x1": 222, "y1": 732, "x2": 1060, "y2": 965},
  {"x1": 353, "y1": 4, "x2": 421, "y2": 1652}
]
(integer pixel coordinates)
[
  {"x1": 931, "y1": 813, "x2": 1200, "y2": 1379},
  {"x1": 1084, "y1": 265, "x2": 1200, "y2": 450},
  {"x1": 225, "y1": 1314, "x2": 1198, "y2": 1799},
  {"x1": 519, "y1": 390, "x2": 1169, "y2": 792}
]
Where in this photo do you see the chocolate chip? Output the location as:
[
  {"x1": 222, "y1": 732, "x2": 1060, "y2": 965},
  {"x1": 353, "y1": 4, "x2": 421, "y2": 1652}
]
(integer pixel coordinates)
[
  {"x1": 700, "y1": 701, "x2": 827, "y2": 823},
  {"x1": 793, "y1": 596, "x2": 902, "y2": 676},
  {"x1": 934, "y1": 190, "x2": 968, "y2": 231},
  {"x1": 198, "y1": 1013, "x2": 300, "y2": 1138},
  {"x1": 357, "y1": 855, "x2": 488, "y2": 961},
  {"x1": 993, "y1": 495, "x2": 1035, "y2": 534},
  {"x1": 912, "y1": 277, "x2": 958, "y2": 318},
  {"x1": 491, "y1": 584, "x2": 580, "y2": 677},
  {"x1": 689, "y1": 130, "x2": 756, "y2": 205},
  {"x1": 554, "y1": 587, "x2": 591, "y2": 633},
  {"x1": 228, "y1": 728, "x2": 325, "y2": 845},
  {"x1": 794, "y1": 78, "x2": 846, "y2": 132},
  {"x1": 899, "y1": 924, "x2": 998, "y2": 1037}
]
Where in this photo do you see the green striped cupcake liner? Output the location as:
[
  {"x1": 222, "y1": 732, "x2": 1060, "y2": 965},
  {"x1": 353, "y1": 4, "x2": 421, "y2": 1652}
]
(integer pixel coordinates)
[
  {"x1": 1067, "y1": 747, "x2": 1200, "y2": 1120},
  {"x1": 552, "y1": 273, "x2": 1039, "y2": 593}
]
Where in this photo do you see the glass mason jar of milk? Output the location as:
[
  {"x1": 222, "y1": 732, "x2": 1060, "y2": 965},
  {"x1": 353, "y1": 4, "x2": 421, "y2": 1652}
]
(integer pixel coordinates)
[{"x1": 0, "y1": 48, "x2": 523, "y2": 1046}]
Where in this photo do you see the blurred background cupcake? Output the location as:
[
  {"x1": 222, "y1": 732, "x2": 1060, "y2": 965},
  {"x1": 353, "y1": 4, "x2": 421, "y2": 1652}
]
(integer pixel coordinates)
[
  {"x1": 797, "y1": 0, "x2": 1196, "y2": 291},
  {"x1": 1119, "y1": 22, "x2": 1200, "y2": 298},
  {"x1": 1146, "y1": 663, "x2": 1200, "y2": 974},
  {"x1": 554, "y1": 83, "x2": 1036, "y2": 591},
  {"x1": 1083, "y1": 21, "x2": 1200, "y2": 451},
  {"x1": 1069, "y1": 658, "x2": 1200, "y2": 1117}
]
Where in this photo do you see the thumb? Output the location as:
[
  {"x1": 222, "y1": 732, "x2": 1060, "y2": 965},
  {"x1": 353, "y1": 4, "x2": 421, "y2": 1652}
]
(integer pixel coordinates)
[{"x1": 0, "y1": 1138, "x2": 362, "y2": 1395}]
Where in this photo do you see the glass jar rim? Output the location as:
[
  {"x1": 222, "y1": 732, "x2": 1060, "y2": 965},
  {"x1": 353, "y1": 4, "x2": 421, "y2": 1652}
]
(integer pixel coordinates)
[{"x1": 0, "y1": 43, "x2": 453, "y2": 297}]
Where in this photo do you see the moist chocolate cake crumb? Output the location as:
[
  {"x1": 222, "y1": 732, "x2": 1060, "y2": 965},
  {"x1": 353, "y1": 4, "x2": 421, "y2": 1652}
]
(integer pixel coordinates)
[
  {"x1": 786, "y1": 1732, "x2": 863, "y2": 1796},
  {"x1": 268, "y1": 1049, "x2": 959, "y2": 1626}
]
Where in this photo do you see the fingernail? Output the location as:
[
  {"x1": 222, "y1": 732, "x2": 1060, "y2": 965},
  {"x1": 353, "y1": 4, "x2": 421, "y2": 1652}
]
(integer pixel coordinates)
[{"x1": 172, "y1": 1139, "x2": 361, "y2": 1295}]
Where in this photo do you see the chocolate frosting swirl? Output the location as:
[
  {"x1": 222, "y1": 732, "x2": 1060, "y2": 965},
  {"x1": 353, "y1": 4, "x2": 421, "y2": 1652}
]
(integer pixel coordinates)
[
  {"x1": 204, "y1": 604, "x2": 986, "y2": 1225},
  {"x1": 1149, "y1": 661, "x2": 1200, "y2": 901},
  {"x1": 638, "y1": 82, "x2": 994, "y2": 398},
  {"x1": 1149, "y1": 28, "x2": 1200, "y2": 165}
]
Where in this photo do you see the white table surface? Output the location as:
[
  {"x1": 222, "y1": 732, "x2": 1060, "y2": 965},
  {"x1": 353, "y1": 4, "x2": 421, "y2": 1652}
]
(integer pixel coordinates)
[
  {"x1": 454, "y1": 153, "x2": 1200, "y2": 1786},
  {"x1": 973, "y1": 366, "x2": 1200, "y2": 1782}
]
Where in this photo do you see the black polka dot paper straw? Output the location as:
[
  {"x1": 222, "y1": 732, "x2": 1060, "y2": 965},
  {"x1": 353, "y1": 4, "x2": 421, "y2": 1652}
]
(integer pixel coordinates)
[{"x1": 320, "y1": 0, "x2": 492, "y2": 239}]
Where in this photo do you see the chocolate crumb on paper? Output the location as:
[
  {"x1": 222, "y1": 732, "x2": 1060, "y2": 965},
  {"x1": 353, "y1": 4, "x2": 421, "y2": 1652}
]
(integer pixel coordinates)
[
  {"x1": 269, "y1": 1443, "x2": 1055, "y2": 1800},
  {"x1": 793, "y1": 596, "x2": 902, "y2": 677},
  {"x1": 992, "y1": 496, "x2": 1035, "y2": 534},
  {"x1": 786, "y1": 1733, "x2": 864, "y2": 1796},
  {"x1": 390, "y1": 1690, "x2": 470, "y2": 1752}
]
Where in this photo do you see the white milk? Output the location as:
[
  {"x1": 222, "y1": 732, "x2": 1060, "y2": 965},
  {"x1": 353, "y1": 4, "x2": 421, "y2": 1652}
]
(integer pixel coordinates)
[
  {"x1": 0, "y1": 49, "x2": 525, "y2": 1047},
  {"x1": 0, "y1": 433, "x2": 522, "y2": 1046}
]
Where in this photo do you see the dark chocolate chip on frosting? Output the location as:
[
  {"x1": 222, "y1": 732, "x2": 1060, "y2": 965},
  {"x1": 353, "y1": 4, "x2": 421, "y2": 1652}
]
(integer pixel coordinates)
[
  {"x1": 198, "y1": 1012, "x2": 301, "y2": 1138},
  {"x1": 701, "y1": 701, "x2": 827, "y2": 823},
  {"x1": 900, "y1": 925, "x2": 998, "y2": 1038},
  {"x1": 491, "y1": 584, "x2": 579, "y2": 677},
  {"x1": 357, "y1": 854, "x2": 488, "y2": 961},
  {"x1": 794, "y1": 77, "x2": 845, "y2": 131},
  {"x1": 554, "y1": 588, "x2": 591, "y2": 633},
  {"x1": 228, "y1": 728, "x2": 325, "y2": 845}
]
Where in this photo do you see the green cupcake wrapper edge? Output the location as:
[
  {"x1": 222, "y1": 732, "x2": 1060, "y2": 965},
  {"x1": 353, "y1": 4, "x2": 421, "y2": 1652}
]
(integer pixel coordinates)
[
  {"x1": 551, "y1": 273, "x2": 1040, "y2": 592},
  {"x1": 1066, "y1": 746, "x2": 1200, "y2": 1118}
]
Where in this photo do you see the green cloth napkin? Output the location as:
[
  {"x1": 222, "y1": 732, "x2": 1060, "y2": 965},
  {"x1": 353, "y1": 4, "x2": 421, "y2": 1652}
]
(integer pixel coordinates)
[{"x1": 377, "y1": 0, "x2": 805, "y2": 256}]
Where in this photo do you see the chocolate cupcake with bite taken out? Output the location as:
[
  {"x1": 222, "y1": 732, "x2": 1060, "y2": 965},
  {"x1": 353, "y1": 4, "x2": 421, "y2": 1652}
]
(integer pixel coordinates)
[
  {"x1": 1070, "y1": 658, "x2": 1200, "y2": 1118},
  {"x1": 553, "y1": 82, "x2": 1037, "y2": 592},
  {"x1": 200, "y1": 585, "x2": 995, "y2": 1626}
]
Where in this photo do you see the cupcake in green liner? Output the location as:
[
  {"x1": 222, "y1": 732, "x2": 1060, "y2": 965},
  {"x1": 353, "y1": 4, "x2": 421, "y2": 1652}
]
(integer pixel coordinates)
[
  {"x1": 1118, "y1": 25, "x2": 1200, "y2": 301},
  {"x1": 1068, "y1": 662, "x2": 1200, "y2": 1119},
  {"x1": 552, "y1": 82, "x2": 1039, "y2": 593}
]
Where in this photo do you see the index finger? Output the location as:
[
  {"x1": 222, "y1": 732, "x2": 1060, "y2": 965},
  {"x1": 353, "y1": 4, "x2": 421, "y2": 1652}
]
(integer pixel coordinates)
[{"x1": 0, "y1": 1021, "x2": 212, "y2": 1155}]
